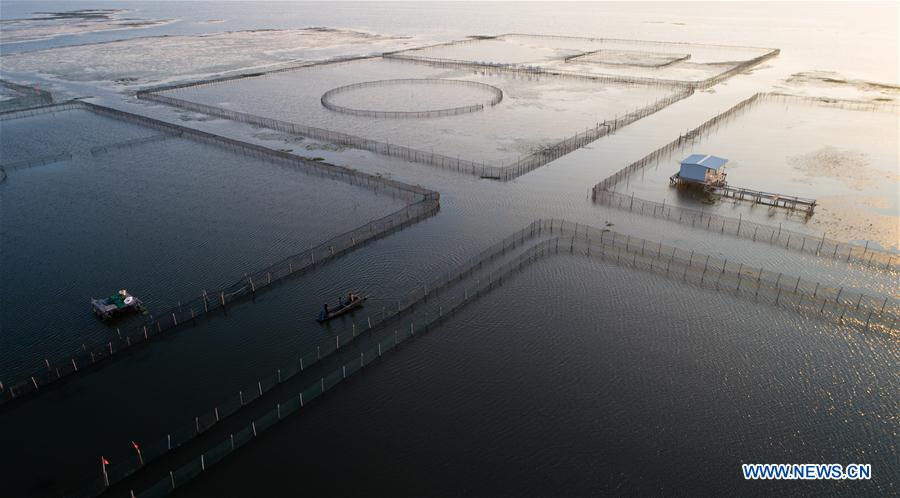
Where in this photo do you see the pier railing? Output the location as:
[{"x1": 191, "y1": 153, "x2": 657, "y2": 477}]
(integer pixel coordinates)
[
  {"x1": 591, "y1": 92, "x2": 899, "y2": 271},
  {"x1": 0, "y1": 101, "x2": 440, "y2": 406},
  {"x1": 86, "y1": 220, "x2": 896, "y2": 498}
]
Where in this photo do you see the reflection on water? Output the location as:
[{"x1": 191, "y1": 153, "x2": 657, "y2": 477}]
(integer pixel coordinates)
[
  {"x1": 618, "y1": 97, "x2": 900, "y2": 251},
  {"x1": 180, "y1": 257, "x2": 900, "y2": 496},
  {"x1": 0, "y1": 109, "x2": 405, "y2": 379},
  {"x1": 0, "y1": 1, "x2": 898, "y2": 496}
]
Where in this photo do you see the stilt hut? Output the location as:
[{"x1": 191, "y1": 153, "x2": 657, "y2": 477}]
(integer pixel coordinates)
[{"x1": 670, "y1": 154, "x2": 728, "y2": 187}]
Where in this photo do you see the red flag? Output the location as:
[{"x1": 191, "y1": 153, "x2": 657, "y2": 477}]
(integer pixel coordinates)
[
  {"x1": 101, "y1": 457, "x2": 110, "y2": 466},
  {"x1": 132, "y1": 441, "x2": 140, "y2": 451}
]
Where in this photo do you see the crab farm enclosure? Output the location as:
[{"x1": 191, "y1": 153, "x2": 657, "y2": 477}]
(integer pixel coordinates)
[
  {"x1": 153, "y1": 57, "x2": 682, "y2": 170},
  {"x1": 611, "y1": 96, "x2": 900, "y2": 251},
  {"x1": 178, "y1": 255, "x2": 898, "y2": 497},
  {"x1": 388, "y1": 33, "x2": 777, "y2": 85},
  {"x1": 0, "y1": 107, "x2": 405, "y2": 379}
]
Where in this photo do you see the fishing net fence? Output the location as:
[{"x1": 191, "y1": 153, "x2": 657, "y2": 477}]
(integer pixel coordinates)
[
  {"x1": 592, "y1": 92, "x2": 762, "y2": 193},
  {"x1": 0, "y1": 117, "x2": 168, "y2": 181},
  {"x1": 320, "y1": 78, "x2": 504, "y2": 119},
  {"x1": 0, "y1": 100, "x2": 76, "y2": 120},
  {"x1": 523, "y1": 220, "x2": 898, "y2": 333},
  {"x1": 700, "y1": 50, "x2": 781, "y2": 88},
  {"x1": 67, "y1": 220, "x2": 563, "y2": 497},
  {"x1": 594, "y1": 191, "x2": 897, "y2": 271},
  {"x1": 563, "y1": 49, "x2": 691, "y2": 68},
  {"x1": 140, "y1": 80, "x2": 692, "y2": 181},
  {"x1": 502, "y1": 34, "x2": 781, "y2": 89},
  {"x1": 0, "y1": 85, "x2": 57, "y2": 182},
  {"x1": 68, "y1": 219, "x2": 900, "y2": 496},
  {"x1": 0, "y1": 152, "x2": 73, "y2": 172},
  {"x1": 0, "y1": 101, "x2": 440, "y2": 406},
  {"x1": 766, "y1": 92, "x2": 900, "y2": 111},
  {"x1": 0, "y1": 130, "x2": 170, "y2": 179},
  {"x1": 501, "y1": 32, "x2": 775, "y2": 53},
  {"x1": 0, "y1": 79, "x2": 53, "y2": 112},
  {"x1": 591, "y1": 92, "x2": 899, "y2": 271},
  {"x1": 385, "y1": 34, "x2": 780, "y2": 89},
  {"x1": 88, "y1": 220, "x2": 896, "y2": 498},
  {"x1": 384, "y1": 52, "x2": 698, "y2": 89},
  {"x1": 133, "y1": 55, "x2": 379, "y2": 97},
  {"x1": 89, "y1": 134, "x2": 173, "y2": 156}
]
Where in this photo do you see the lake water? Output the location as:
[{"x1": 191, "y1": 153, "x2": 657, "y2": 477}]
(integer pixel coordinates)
[
  {"x1": 0, "y1": 2, "x2": 897, "y2": 497},
  {"x1": 179, "y1": 256, "x2": 900, "y2": 497}
]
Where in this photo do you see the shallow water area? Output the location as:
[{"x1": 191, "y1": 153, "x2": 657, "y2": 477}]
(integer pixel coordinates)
[
  {"x1": 163, "y1": 57, "x2": 677, "y2": 167},
  {"x1": 616, "y1": 97, "x2": 900, "y2": 251},
  {"x1": 397, "y1": 33, "x2": 776, "y2": 84},
  {"x1": 324, "y1": 78, "x2": 501, "y2": 114},
  {"x1": 0, "y1": 7, "x2": 175, "y2": 44},
  {"x1": 1, "y1": 28, "x2": 419, "y2": 89}
]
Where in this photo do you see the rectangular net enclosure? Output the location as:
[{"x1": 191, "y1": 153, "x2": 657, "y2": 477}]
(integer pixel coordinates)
[
  {"x1": 385, "y1": 33, "x2": 780, "y2": 88},
  {"x1": 77, "y1": 218, "x2": 897, "y2": 498},
  {"x1": 591, "y1": 92, "x2": 900, "y2": 271},
  {"x1": 108, "y1": 220, "x2": 895, "y2": 498},
  {"x1": 0, "y1": 100, "x2": 439, "y2": 407},
  {"x1": 139, "y1": 56, "x2": 692, "y2": 181}
]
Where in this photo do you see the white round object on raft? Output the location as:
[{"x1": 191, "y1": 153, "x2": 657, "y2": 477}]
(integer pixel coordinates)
[{"x1": 124, "y1": 296, "x2": 135, "y2": 305}]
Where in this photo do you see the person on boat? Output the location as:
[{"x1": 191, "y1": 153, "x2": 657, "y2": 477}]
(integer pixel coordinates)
[
  {"x1": 338, "y1": 296, "x2": 345, "y2": 307},
  {"x1": 319, "y1": 303, "x2": 329, "y2": 321},
  {"x1": 348, "y1": 292, "x2": 357, "y2": 303}
]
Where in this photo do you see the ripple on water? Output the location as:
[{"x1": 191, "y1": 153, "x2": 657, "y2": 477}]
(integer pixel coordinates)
[{"x1": 177, "y1": 255, "x2": 898, "y2": 496}]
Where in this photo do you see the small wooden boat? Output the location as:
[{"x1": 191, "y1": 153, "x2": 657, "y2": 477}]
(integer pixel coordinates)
[
  {"x1": 317, "y1": 294, "x2": 366, "y2": 322},
  {"x1": 91, "y1": 289, "x2": 145, "y2": 320}
]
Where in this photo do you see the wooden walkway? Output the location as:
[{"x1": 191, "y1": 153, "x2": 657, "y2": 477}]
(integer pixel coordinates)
[{"x1": 708, "y1": 184, "x2": 817, "y2": 214}]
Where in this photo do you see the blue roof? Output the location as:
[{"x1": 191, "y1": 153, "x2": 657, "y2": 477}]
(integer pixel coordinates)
[{"x1": 681, "y1": 154, "x2": 728, "y2": 170}]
